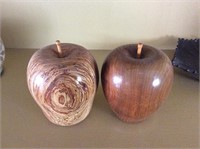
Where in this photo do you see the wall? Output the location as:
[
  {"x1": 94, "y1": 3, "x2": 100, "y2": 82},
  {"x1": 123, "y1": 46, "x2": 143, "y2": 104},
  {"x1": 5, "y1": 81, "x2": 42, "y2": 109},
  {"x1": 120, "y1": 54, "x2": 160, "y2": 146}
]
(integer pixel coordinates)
[{"x1": 1, "y1": 0, "x2": 199, "y2": 50}]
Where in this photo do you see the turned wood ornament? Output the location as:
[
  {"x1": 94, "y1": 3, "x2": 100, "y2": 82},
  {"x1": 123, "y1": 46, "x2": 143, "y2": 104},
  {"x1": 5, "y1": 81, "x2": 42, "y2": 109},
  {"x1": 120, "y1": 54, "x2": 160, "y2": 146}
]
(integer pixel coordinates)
[
  {"x1": 27, "y1": 41, "x2": 99, "y2": 126},
  {"x1": 101, "y1": 44, "x2": 174, "y2": 122}
]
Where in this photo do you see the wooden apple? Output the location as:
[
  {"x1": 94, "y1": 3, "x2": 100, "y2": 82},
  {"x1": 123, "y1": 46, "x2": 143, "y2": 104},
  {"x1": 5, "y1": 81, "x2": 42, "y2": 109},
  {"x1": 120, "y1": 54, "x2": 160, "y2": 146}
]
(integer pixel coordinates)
[
  {"x1": 101, "y1": 43, "x2": 174, "y2": 122},
  {"x1": 27, "y1": 41, "x2": 99, "y2": 126}
]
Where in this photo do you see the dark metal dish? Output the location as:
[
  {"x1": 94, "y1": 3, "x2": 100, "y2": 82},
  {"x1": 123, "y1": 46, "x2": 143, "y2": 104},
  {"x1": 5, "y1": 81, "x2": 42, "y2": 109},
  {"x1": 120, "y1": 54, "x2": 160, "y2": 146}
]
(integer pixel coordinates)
[{"x1": 172, "y1": 38, "x2": 199, "y2": 80}]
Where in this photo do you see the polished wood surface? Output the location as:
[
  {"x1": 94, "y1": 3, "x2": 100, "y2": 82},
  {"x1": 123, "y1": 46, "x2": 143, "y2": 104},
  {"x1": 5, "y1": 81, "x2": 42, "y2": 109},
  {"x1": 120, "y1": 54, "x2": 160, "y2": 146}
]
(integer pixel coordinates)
[
  {"x1": 101, "y1": 44, "x2": 174, "y2": 122},
  {"x1": 27, "y1": 43, "x2": 99, "y2": 126}
]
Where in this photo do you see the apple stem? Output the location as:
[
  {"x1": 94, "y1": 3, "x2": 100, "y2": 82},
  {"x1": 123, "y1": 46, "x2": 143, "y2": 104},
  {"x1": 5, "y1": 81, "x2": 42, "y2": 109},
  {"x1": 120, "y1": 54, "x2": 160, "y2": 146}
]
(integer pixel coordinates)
[
  {"x1": 137, "y1": 43, "x2": 143, "y2": 58},
  {"x1": 56, "y1": 40, "x2": 62, "y2": 57}
]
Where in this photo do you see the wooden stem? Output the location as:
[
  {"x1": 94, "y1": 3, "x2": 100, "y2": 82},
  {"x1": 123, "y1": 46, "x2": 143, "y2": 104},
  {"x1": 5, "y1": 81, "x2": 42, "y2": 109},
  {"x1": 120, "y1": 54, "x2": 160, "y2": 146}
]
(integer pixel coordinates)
[
  {"x1": 56, "y1": 40, "x2": 62, "y2": 56},
  {"x1": 137, "y1": 43, "x2": 143, "y2": 58}
]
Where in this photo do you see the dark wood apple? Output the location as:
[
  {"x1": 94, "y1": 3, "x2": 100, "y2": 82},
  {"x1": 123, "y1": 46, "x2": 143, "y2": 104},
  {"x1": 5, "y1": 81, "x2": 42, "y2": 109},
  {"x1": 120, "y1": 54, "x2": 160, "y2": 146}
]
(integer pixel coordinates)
[
  {"x1": 27, "y1": 41, "x2": 99, "y2": 126},
  {"x1": 101, "y1": 44, "x2": 174, "y2": 122}
]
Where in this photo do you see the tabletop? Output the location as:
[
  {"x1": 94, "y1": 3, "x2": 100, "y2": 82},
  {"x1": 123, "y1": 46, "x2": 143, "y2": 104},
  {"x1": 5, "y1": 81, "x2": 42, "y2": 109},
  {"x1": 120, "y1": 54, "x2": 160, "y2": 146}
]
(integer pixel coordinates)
[{"x1": 1, "y1": 49, "x2": 199, "y2": 148}]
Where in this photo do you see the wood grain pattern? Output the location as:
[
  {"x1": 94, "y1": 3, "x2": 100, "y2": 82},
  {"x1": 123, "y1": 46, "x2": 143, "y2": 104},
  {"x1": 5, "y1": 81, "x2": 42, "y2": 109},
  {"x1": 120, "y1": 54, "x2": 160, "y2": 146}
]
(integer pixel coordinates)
[
  {"x1": 27, "y1": 43, "x2": 99, "y2": 126},
  {"x1": 101, "y1": 44, "x2": 174, "y2": 122}
]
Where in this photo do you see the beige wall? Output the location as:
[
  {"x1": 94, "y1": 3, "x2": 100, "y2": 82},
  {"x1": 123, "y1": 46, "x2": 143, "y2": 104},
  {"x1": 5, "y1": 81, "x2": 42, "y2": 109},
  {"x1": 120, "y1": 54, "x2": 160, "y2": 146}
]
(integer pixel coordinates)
[{"x1": 1, "y1": 1, "x2": 199, "y2": 50}]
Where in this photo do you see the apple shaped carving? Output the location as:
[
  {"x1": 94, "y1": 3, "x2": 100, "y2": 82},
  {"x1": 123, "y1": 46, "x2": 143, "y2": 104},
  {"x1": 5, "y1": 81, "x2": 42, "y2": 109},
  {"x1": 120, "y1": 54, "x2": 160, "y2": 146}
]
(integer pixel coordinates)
[
  {"x1": 27, "y1": 41, "x2": 99, "y2": 126},
  {"x1": 101, "y1": 44, "x2": 173, "y2": 122}
]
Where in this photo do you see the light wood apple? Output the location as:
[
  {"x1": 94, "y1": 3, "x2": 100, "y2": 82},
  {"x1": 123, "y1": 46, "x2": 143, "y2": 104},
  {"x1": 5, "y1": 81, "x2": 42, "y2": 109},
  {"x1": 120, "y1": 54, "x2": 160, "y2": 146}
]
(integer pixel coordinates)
[{"x1": 27, "y1": 41, "x2": 99, "y2": 126}]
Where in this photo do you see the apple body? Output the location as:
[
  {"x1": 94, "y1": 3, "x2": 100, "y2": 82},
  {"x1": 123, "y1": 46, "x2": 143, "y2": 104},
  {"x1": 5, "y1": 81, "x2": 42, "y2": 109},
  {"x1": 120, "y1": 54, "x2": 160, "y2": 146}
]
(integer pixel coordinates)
[
  {"x1": 0, "y1": 38, "x2": 5, "y2": 74},
  {"x1": 27, "y1": 43, "x2": 98, "y2": 126},
  {"x1": 101, "y1": 44, "x2": 173, "y2": 122}
]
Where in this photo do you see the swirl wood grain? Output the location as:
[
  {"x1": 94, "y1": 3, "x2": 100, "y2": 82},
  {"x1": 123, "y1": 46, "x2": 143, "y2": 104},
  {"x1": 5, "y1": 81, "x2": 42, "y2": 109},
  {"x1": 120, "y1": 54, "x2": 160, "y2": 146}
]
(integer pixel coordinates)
[
  {"x1": 101, "y1": 44, "x2": 174, "y2": 122},
  {"x1": 27, "y1": 43, "x2": 99, "y2": 126}
]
